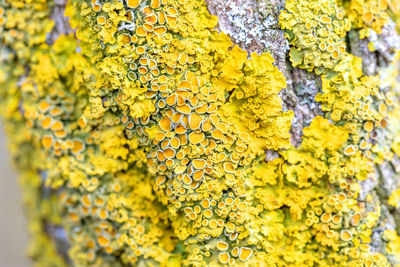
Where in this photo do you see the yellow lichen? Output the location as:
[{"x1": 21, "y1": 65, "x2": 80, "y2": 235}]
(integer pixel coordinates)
[
  {"x1": 279, "y1": 0, "x2": 350, "y2": 72},
  {"x1": 347, "y1": 0, "x2": 390, "y2": 38},
  {"x1": 280, "y1": 0, "x2": 400, "y2": 265},
  {"x1": 0, "y1": 0, "x2": 400, "y2": 266}
]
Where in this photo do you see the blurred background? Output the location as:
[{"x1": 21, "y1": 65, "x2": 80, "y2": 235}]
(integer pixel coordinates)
[{"x1": 0, "y1": 123, "x2": 30, "y2": 266}]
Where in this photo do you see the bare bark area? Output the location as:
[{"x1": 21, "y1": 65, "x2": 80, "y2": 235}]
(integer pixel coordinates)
[
  {"x1": 49, "y1": 0, "x2": 72, "y2": 44},
  {"x1": 205, "y1": 0, "x2": 287, "y2": 70}
]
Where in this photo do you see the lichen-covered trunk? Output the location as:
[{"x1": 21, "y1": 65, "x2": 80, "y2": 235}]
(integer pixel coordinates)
[{"x1": 1, "y1": 0, "x2": 400, "y2": 266}]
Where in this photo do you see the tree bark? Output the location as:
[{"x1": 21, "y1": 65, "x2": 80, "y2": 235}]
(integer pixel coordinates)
[
  {"x1": 206, "y1": 1, "x2": 400, "y2": 264},
  {"x1": 1, "y1": 0, "x2": 400, "y2": 266}
]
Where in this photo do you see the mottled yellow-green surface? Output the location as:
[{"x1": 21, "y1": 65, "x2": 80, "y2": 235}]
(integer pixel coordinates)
[{"x1": 0, "y1": 0, "x2": 400, "y2": 266}]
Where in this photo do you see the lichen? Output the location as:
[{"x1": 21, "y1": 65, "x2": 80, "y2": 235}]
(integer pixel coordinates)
[
  {"x1": 280, "y1": 0, "x2": 400, "y2": 265},
  {"x1": 347, "y1": 0, "x2": 391, "y2": 38},
  {"x1": 2, "y1": 0, "x2": 292, "y2": 265},
  {"x1": 280, "y1": 0, "x2": 350, "y2": 73},
  {"x1": 1, "y1": 0, "x2": 400, "y2": 266}
]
